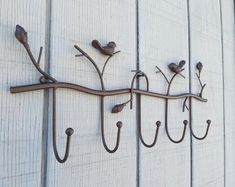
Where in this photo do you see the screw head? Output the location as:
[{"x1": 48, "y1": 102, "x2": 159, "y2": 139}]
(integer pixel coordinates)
[
  {"x1": 116, "y1": 121, "x2": 123, "y2": 128},
  {"x1": 65, "y1": 128, "x2": 74, "y2": 136}
]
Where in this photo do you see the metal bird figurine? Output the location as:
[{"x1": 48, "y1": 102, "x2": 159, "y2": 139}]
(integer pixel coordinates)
[
  {"x1": 168, "y1": 60, "x2": 186, "y2": 74},
  {"x1": 91, "y1": 40, "x2": 116, "y2": 56}
]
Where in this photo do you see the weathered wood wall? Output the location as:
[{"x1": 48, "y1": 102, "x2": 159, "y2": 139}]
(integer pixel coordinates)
[{"x1": 0, "y1": 0, "x2": 235, "y2": 187}]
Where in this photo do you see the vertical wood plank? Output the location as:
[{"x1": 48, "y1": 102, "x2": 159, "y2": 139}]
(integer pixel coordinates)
[
  {"x1": 0, "y1": 0, "x2": 46, "y2": 186},
  {"x1": 46, "y1": 0, "x2": 137, "y2": 187},
  {"x1": 138, "y1": 0, "x2": 190, "y2": 186},
  {"x1": 220, "y1": 0, "x2": 235, "y2": 186},
  {"x1": 189, "y1": 0, "x2": 224, "y2": 186}
]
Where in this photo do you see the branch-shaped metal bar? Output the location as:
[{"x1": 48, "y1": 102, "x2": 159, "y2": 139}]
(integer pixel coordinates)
[
  {"x1": 74, "y1": 45, "x2": 105, "y2": 90},
  {"x1": 10, "y1": 82, "x2": 208, "y2": 102},
  {"x1": 15, "y1": 25, "x2": 57, "y2": 83},
  {"x1": 165, "y1": 69, "x2": 188, "y2": 143},
  {"x1": 101, "y1": 97, "x2": 123, "y2": 153},
  {"x1": 101, "y1": 51, "x2": 121, "y2": 76},
  {"x1": 52, "y1": 88, "x2": 74, "y2": 163}
]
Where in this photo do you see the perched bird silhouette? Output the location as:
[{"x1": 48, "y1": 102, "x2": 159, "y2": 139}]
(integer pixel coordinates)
[
  {"x1": 168, "y1": 60, "x2": 186, "y2": 73},
  {"x1": 91, "y1": 40, "x2": 116, "y2": 56}
]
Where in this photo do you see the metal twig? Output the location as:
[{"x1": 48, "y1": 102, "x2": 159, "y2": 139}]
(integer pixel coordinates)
[
  {"x1": 74, "y1": 44, "x2": 105, "y2": 90},
  {"x1": 101, "y1": 51, "x2": 120, "y2": 76},
  {"x1": 155, "y1": 66, "x2": 170, "y2": 84}
]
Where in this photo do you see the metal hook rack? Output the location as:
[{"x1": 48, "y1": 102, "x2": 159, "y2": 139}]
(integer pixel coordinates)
[{"x1": 11, "y1": 25, "x2": 211, "y2": 163}]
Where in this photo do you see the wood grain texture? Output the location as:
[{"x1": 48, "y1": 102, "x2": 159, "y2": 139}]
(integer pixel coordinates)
[
  {"x1": 0, "y1": 0, "x2": 46, "y2": 187},
  {"x1": 189, "y1": 0, "x2": 224, "y2": 186},
  {"x1": 138, "y1": 0, "x2": 190, "y2": 186},
  {"x1": 220, "y1": 0, "x2": 235, "y2": 186},
  {"x1": 46, "y1": 0, "x2": 137, "y2": 187}
]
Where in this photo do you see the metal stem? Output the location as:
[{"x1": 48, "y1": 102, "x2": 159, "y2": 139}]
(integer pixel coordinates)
[
  {"x1": 164, "y1": 72, "x2": 188, "y2": 143},
  {"x1": 23, "y1": 44, "x2": 57, "y2": 83},
  {"x1": 74, "y1": 45, "x2": 105, "y2": 90}
]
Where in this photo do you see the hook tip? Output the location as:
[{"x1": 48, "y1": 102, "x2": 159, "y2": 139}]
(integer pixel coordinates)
[
  {"x1": 183, "y1": 120, "x2": 188, "y2": 125},
  {"x1": 65, "y1": 128, "x2": 74, "y2": 136},
  {"x1": 156, "y1": 121, "x2": 161, "y2": 126},
  {"x1": 116, "y1": 121, "x2": 123, "y2": 128}
]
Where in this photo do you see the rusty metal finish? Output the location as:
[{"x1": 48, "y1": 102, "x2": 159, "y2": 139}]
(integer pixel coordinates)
[
  {"x1": 52, "y1": 88, "x2": 74, "y2": 163},
  {"x1": 91, "y1": 40, "x2": 118, "y2": 56},
  {"x1": 165, "y1": 65, "x2": 188, "y2": 143},
  {"x1": 10, "y1": 83, "x2": 207, "y2": 102},
  {"x1": 11, "y1": 25, "x2": 211, "y2": 162},
  {"x1": 187, "y1": 62, "x2": 211, "y2": 140},
  {"x1": 101, "y1": 96, "x2": 123, "y2": 153},
  {"x1": 15, "y1": 25, "x2": 57, "y2": 83}
]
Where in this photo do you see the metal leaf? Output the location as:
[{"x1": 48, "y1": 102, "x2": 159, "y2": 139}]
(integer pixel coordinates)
[
  {"x1": 178, "y1": 60, "x2": 186, "y2": 68},
  {"x1": 111, "y1": 103, "x2": 126, "y2": 113},
  {"x1": 15, "y1": 25, "x2": 28, "y2": 45},
  {"x1": 196, "y1": 62, "x2": 203, "y2": 72}
]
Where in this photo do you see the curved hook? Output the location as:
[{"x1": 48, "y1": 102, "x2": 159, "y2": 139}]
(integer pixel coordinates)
[
  {"x1": 189, "y1": 120, "x2": 211, "y2": 140},
  {"x1": 129, "y1": 70, "x2": 149, "y2": 109},
  {"x1": 101, "y1": 97, "x2": 123, "y2": 153},
  {"x1": 164, "y1": 71, "x2": 188, "y2": 143},
  {"x1": 139, "y1": 120, "x2": 161, "y2": 148},
  {"x1": 52, "y1": 88, "x2": 74, "y2": 163},
  {"x1": 165, "y1": 116, "x2": 188, "y2": 143}
]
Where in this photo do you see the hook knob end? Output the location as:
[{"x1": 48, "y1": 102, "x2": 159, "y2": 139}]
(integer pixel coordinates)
[
  {"x1": 116, "y1": 121, "x2": 123, "y2": 128},
  {"x1": 183, "y1": 120, "x2": 188, "y2": 125},
  {"x1": 206, "y1": 120, "x2": 211, "y2": 125},
  {"x1": 156, "y1": 121, "x2": 161, "y2": 127},
  {"x1": 65, "y1": 128, "x2": 74, "y2": 136}
]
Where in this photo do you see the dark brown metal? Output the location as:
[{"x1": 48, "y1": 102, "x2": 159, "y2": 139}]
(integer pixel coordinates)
[
  {"x1": 75, "y1": 40, "x2": 124, "y2": 153},
  {"x1": 130, "y1": 71, "x2": 161, "y2": 148},
  {"x1": 92, "y1": 40, "x2": 117, "y2": 56},
  {"x1": 15, "y1": 25, "x2": 57, "y2": 83},
  {"x1": 52, "y1": 88, "x2": 74, "y2": 163},
  {"x1": 12, "y1": 25, "x2": 211, "y2": 159},
  {"x1": 188, "y1": 62, "x2": 211, "y2": 140},
  {"x1": 101, "y1": 96, "x2": 123, "y2": 153},
  {"x1": 165, "y1": 67, "x2": 188, "y2": 143},
  {"x1": 10, "y1": 83, "x2": 207, "y2": 102}
]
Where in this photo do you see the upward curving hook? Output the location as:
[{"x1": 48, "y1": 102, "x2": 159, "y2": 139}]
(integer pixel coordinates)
[
  {"x1": 100, "y1": 97, "x2": 123, "y2": 153},
  {"x1": 52, "y1": 88, "x2": 74, "y2": 163},
  {"x1": 189, "y1": 120, "x2": 211, "y2": 140},
  {"x1": 139, "y1": 104, "x2": 161, "y2": 148},
  {"x1": 134, "y1": 70, "x2": 161, "y2": 147},
  {"x1": 164, "y1": 63, "x2": 188, "y2": 143}
]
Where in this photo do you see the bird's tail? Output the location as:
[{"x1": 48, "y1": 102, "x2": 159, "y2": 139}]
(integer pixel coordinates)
[{"x1": 91, "y1": 40, "x2": 102, "y2": 50}]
